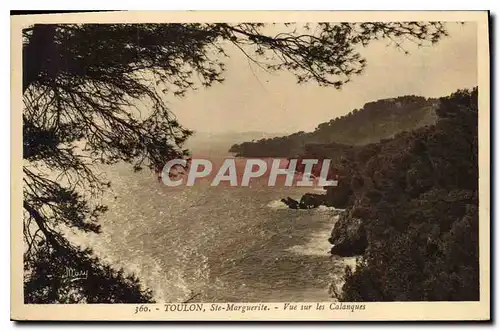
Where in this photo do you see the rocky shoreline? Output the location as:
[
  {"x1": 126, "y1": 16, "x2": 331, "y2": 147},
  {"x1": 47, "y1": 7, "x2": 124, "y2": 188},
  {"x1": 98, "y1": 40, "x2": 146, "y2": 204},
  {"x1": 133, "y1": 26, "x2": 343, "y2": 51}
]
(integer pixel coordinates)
[{"x1": 281, "y1": 187, "x2": 367, "y2": 258}]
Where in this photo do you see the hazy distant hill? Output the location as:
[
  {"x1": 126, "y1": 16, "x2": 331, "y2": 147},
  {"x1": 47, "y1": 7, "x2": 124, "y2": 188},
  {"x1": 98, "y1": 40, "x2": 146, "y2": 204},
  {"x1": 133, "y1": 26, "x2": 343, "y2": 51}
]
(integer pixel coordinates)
[
  {"x1": 185, "y1": 131, "x2": 287, "y2": 156},
  {"x1": 228, "y1": 95, "x2": 438, "y2": 157}
]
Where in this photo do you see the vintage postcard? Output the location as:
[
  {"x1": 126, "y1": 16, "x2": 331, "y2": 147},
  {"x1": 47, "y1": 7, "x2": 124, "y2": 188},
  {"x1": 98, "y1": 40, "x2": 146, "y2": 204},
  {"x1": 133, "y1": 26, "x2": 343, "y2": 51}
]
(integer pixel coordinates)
[{"x1": 11, "y1": 10, "x2": 490, "y2": 321}]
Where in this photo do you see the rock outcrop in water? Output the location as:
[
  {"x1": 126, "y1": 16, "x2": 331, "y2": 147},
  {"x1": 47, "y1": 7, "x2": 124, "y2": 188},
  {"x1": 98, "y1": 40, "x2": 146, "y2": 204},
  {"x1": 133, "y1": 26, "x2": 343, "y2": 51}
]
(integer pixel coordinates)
[
  {"x1": 281, "y1": 197, "x2": 300, "y2": 209},
  {"x1": 328, "y1": 212, "x2": 367, "y2": 257},
  {"x1": 281, "y1": 185, "x2": 352, "y2": 210},
  {"x1": 281, "y1": 193, "x2": 328, "y2": 209},
  {"x1": 299, "y1": 193, "x2": 327, "y2": 209}
]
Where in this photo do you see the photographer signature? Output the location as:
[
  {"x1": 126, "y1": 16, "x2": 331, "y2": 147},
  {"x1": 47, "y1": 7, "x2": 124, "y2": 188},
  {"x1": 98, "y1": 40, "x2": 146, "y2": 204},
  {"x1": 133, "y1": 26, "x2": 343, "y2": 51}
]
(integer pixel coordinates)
[{"x1": 64, "y1": 267, "x2": 89, "y2": 282}]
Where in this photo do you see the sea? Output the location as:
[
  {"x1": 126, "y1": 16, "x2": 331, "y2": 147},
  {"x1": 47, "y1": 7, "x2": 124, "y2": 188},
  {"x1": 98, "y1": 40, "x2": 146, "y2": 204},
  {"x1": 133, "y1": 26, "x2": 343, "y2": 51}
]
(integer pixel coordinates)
[{"x1": 63, "y1": 138, "x2": 356, "y2": 303}]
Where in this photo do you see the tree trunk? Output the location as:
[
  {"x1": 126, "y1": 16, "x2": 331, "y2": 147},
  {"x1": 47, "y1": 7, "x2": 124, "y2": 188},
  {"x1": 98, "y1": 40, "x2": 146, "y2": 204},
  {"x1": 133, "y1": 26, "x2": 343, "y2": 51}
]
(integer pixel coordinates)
[{"x1": 23, "y1": 24, "x2": 56, "y2": 93}]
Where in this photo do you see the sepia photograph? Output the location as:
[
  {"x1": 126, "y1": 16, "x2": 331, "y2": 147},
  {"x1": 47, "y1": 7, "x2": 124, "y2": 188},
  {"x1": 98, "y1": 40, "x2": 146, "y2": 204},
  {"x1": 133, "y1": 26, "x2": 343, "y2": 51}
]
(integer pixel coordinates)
[{"x1": 10, "y1": 10, "x2": 490, "y2": 321}]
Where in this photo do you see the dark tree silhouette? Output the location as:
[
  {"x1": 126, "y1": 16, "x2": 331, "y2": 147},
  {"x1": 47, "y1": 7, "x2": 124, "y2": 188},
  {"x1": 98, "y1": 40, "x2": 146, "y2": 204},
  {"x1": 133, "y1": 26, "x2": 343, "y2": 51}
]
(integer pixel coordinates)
[
  {"x1": 22, "y1": 22, "x2": 448, "y2": 303},
  {"x1": 334, "y1": 88, "x2": 479, "y2": 301}
]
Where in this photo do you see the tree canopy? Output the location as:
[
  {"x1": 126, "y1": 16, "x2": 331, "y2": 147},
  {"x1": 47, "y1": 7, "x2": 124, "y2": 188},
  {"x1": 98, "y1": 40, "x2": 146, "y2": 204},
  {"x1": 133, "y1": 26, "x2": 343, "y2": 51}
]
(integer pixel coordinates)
[
  {"x1": 22, "y1": 22, "x2": 449, "y2": 303},
  {"x1": 337, "y1": 88, "x2": 478, "y2": 301}
]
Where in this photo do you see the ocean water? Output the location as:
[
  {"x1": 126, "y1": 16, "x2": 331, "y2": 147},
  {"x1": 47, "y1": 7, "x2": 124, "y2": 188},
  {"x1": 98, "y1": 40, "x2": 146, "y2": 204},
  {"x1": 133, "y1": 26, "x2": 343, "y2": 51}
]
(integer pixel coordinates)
[{"x1": 64, "y1": 157, "x2": 351, "y2": 303}]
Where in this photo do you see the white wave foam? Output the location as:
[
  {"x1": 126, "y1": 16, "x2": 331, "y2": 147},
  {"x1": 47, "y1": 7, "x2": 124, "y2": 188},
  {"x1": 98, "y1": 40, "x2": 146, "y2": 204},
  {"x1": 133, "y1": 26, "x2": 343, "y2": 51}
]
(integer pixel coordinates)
[
  {"x1": 317, "y1": 205, "x2": 334, "y2": 211},
  {"x1": 342, "y1": 256, "x2": 358, "y2": 273},
  {"x1": 328, "y1": 256, "x2": 360, "y2": 300},
  {"x1": 287, "y1": 230, "x2": 332, "y2": 256},
  {"x1": 267, "y1": 199, "x2": 346, "y2": 213},
  {"x1": 317, "y1": 205, "x2": 345, "y2": 212},
  {"x1": 267, "y1": 199, "x2": 289, "y2": 209},
  {"x1": 58, "y1": 224, "x2": 207, "y2": 303}
]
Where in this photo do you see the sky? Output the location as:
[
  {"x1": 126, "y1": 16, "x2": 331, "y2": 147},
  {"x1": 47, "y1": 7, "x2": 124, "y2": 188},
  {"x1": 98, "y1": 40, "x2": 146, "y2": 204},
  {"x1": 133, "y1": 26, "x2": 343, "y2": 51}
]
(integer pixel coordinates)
[{"x1": 169, "y1": 22, "x2": 477, "y2": 134}]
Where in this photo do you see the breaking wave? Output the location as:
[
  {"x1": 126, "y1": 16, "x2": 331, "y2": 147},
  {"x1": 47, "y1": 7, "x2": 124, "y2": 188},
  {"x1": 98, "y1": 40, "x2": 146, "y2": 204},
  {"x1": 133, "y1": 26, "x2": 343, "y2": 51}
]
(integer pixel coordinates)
[{"x1": 266, "y1": 199, "x2": 289, "y2": 209}]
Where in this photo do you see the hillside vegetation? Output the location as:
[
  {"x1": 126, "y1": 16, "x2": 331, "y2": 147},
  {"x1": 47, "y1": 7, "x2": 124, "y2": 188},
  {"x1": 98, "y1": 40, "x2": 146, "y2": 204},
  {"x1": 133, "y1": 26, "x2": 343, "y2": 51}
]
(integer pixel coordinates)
[
  {"x1": 333, "y1": 87, "x2": 479, "y2": 301},
  {"x1": 230, "y1": 88, "x2": 479, "y2": 301},
  {"x1": 229, "y1": 95, "x2": 438, "y2": 157}
]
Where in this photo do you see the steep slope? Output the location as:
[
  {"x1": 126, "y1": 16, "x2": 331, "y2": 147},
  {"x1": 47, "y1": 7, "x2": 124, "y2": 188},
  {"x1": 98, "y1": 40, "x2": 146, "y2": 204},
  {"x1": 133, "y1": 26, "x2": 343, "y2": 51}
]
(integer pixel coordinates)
[
  {"x1": 229, "y1": 95, "x2": 438, "y2": 157},
  {"x1": 329, "y1": 88, "x2": 479, "y2": 301}
]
